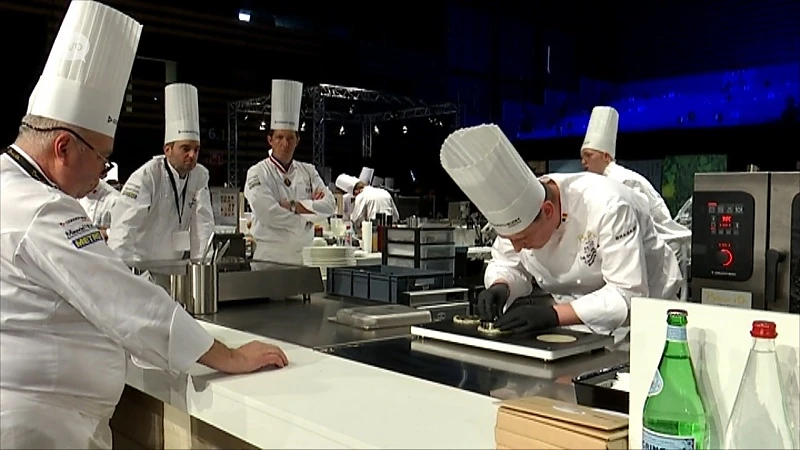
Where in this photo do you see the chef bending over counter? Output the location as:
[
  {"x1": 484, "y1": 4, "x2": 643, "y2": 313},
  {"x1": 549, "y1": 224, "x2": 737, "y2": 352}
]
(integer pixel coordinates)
[{"x1": 440, "y1": 124, "x2": 682, "y2": 339}]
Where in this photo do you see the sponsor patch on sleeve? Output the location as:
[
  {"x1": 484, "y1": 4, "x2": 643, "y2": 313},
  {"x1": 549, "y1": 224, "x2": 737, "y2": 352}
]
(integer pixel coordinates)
[
  {"x1": 121, "y1": 184, "x2": 140, "y2": 200},
  {"x1": 246, "y1": 176, "x2": 261, "y2": 189},
  {"x1": 71, "y1": 230, "x2": 104, "y2": 249}
]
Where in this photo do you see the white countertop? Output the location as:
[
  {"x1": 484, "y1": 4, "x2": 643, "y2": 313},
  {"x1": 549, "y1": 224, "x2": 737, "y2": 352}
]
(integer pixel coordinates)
[{"x1": 126, "y1": 322, "x2": 498, "y2": 449}]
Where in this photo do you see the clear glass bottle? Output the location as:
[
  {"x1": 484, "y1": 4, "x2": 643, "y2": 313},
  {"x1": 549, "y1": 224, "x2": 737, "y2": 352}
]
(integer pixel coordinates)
[
  {"x1": 723, "y1": 320, "x2": 796, "y2": 449},
  {"x1": 642, "y1": 309, "x2": 709, "y2": 449}
]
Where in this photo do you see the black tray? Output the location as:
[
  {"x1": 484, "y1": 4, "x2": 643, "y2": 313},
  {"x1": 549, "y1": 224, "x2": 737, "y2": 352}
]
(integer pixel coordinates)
[{"x1": 572, "y1": 363, "x2": 629, "y2": 414}]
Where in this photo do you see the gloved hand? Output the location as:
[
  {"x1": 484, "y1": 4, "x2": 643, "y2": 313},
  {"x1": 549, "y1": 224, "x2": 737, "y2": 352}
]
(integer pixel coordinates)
[
  {"x1": 476, "y1": 284, "x2": 510, "y2": 321},
  {"x1": 495, "y1": 305, "x2": 559, "y2": 335}
]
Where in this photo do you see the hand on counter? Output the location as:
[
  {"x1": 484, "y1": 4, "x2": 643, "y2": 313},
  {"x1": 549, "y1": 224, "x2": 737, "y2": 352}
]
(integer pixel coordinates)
[
  {"x1": 476, "y1": 283, "x2": 510, "y2": 321},
  {"x1": 199, "y1": 340, "x2": 289, "y2": 374},
  {"x1": 495, "y1": 305, "x2": 559, "y2": 335}
]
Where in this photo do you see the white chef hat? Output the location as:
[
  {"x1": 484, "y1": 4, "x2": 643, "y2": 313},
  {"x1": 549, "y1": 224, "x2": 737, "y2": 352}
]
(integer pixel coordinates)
[
  {"x1": 164, "y1": 83, "x2": 200, "y2": 144},
  {"x1": 359, "y1": 167, "x2": 374, "y2": 184},
  {"x1": 26, "y1": 1, "x2": 142, "y2": 138},
  {"x1": 582, "y1": 106, "x2": 619, "y2": 158},
  {"x1": 335, "y1": 174, "x2": 360, "y2": 194},
  {"x1": 271, "y1": 79, "x2": 303, "y2": 131},
  {"x1": 441, "y1": 124, "x2": 545, "y2": 236}
]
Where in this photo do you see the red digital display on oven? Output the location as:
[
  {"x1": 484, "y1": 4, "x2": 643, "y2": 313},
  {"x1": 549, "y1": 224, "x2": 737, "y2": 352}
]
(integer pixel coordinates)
[{"x1": 720, "y1": 214, "x2": 733, "y2": 227}]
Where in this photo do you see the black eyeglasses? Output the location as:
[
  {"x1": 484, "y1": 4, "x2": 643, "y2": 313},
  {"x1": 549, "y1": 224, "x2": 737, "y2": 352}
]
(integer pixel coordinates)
[{"x1": 21, "y1": 122, "x2": 113, "y2": 173}]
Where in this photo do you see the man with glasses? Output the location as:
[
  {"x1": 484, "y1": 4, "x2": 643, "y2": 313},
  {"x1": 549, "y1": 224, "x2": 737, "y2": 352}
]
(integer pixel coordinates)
[
  {"x1": 0, "y1": 2, "x2": 288, "y2": 448},
  {"x1": 79, "y1": 164, "x2": 121, "y2": 240},
  {"x1": 108, "y1": 83, "x2": 214, "y2": 262}
]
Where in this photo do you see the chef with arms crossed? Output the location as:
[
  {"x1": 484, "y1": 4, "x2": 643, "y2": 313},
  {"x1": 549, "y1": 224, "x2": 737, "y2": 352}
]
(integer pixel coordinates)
[
  {"x1": 108, "y1": 83, "x2": 214, "y2": 261},
  {"x1": 0, "y1": 2, "x2": 287, "y2": 448},
  {"x1": 244, "y1": 79, "x2": 335, "y2": 265},
  {"x1": 579, "y1": 106, "x2": 691, "y2": 283},
  {"x1": 440, "y1": 124, "x2": 682, "y2": 339},
  {"x1": 79, "y1": 166, "x2": 121, "y2": 240}
]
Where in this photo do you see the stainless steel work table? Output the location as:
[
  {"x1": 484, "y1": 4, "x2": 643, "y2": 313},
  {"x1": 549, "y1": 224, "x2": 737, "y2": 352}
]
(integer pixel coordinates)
[{"x1": 201, "y1": 294, "x2": 629, "y2": 404}]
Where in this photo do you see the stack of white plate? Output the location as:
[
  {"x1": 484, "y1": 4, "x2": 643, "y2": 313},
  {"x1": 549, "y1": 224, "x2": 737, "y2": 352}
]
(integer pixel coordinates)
[{"x1": 302, "y1": 246, "x2": 357, "y2": 279}]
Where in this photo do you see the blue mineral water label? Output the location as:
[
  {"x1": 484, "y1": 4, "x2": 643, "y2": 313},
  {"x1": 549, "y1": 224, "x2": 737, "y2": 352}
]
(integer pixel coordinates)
[
  {"x1": 647, "y1": 369, "x2": 664, "y2": 396},
  {"x1": 666, "y1": 325, "x2": 687, "y2": 341},
  {"x1": 642, "y1": 427, "x2": 696, "y2": 450}
]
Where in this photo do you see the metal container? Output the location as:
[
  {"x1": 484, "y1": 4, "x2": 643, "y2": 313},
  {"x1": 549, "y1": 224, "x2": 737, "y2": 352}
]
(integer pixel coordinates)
[{"x1": 187, "y1": 262, "x2": 218, "y2": 315}]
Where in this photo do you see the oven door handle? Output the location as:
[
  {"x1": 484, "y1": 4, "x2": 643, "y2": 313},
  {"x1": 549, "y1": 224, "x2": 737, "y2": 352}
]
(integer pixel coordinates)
[{"x1": 764, "y1": 248, "x2": 786, "y2": 306}]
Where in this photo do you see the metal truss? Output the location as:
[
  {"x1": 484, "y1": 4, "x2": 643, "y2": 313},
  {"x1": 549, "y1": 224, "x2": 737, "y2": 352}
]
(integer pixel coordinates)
[{"x1": 227, "y1": 84, "x2": 460, "y2": 187}]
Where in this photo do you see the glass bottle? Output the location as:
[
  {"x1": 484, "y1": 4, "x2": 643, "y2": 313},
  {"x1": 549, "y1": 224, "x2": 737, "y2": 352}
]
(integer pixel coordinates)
[
  {"x1": 723, "y1": 320, "x2": 796, "y2": 449},
  {"x1": 642, "y1": 309, "x2": 709, "y2": 449}
]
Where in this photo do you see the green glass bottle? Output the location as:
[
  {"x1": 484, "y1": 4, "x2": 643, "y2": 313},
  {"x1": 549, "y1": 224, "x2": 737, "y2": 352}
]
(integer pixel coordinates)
[{"x1": 642, "y1": 309, "x2": 709, "y2": 449}]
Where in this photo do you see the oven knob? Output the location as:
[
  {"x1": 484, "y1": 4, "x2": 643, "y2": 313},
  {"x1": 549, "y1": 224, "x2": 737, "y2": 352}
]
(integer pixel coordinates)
[{"x1": 717, "y1": 248, "x2": 734, "y2": 267}]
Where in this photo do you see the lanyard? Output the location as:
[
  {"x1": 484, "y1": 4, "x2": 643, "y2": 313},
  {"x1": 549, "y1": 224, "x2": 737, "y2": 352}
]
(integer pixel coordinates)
[
  {"x1": 4, "y1": 146, "x2": 57, "y2": 189},
  {"x1": 163, "y1": 158, "x2": 189, "y2": 224}
]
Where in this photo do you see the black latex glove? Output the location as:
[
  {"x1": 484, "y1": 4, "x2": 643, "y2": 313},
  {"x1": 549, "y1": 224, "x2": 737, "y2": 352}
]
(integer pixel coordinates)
[
  {"x1": 476, "y1": 284, "x2": 510, "y2": 321},
  {"x1": 495, "y1": 305, "x2": 559, "y2": 335}
]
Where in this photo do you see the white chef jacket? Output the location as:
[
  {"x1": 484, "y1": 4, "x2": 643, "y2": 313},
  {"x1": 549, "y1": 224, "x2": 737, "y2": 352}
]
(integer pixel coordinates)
[
  {"x1": 351, "y1": 186, "x2": 400, "y2": 226},
  {"x1": 604, "y1": 162, "x2": 691, "y2": 247},
  {"x1": 243, "y1": 152, "x2": 335, "y2": 265},
  {"x1": 0, "y1": 146, "x2": 214, "y2": 449},
  {"x1": 484, "y1": 172, "x2": 682, "y2": 336},
  {"x1": 78, "y1": 179, "x2": 120, "y2": 229},
  {"x1": 107, "y1": 156, "x2": 215, "y2": 262},
  {"x1": 342, "y1": 192, "x2": 354, "y2": 221}
]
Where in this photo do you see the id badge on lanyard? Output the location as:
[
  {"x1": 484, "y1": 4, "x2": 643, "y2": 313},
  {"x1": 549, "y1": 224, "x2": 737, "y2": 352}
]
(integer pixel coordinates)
[{"x1": 164, "y1": 159, "x2": 190, "y2": 252}]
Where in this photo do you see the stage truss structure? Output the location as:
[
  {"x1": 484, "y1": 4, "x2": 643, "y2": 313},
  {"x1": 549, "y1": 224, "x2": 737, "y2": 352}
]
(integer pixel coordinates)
[{"x1": 227, "y1": 83, "x2": 461, "y2": 187}]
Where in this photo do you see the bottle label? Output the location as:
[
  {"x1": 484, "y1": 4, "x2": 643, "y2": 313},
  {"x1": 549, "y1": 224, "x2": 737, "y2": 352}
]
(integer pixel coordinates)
[
  {"x1": 642, "y1": 427, "x2": 696, "y2": 449},
  {"x1": 647, "y1": 369, "x2": 664, "y2": 397},
  {"x1": 666, "y1": 325, "x2": 687, "y2": 342}
]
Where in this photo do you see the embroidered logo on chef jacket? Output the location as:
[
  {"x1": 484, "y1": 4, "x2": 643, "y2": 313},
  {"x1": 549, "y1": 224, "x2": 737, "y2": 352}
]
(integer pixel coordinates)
[
  {"x1": 579, "y1": 231, "x2": 598, "y2": 267},
  {"x1": 614, "y1": 225, "x2": 636, "y2": 241},
  {"x1": 247, "y1": 176, "x2": 261, "y2": 190},
  {"x1": 59, "y1": 216, "x2": 90, "y2": 228},
  {"x1": 72, "y1": 230, "x2": 104, "y2": 249},
  {"x1": 64, "y1": 223, "x2": 94, "y2": 239},
  {"x1": 121, "y1": 184, "x2": 140, "y2": 200}
]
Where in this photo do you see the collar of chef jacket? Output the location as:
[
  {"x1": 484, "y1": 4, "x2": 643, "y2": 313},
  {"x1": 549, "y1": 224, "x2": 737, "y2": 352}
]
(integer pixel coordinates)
[{"x1": 6, "y1": 144, "x2": 59, "y2": 187}]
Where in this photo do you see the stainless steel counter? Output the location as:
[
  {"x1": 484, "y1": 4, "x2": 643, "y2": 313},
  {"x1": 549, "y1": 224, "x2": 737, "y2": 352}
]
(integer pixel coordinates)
[
  {"x1": 200, "y1": 295, "x2": 410, "y2": 349},
  {"x1": 201, "y1": 294, "x2": 629, "y2": 403}
]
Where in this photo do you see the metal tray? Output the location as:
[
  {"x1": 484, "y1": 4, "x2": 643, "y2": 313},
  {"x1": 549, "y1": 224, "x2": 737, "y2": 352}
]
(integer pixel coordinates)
[
  {"x1": 330, "y1": 304, "x2": 432, "y2": 330},
  {"x1": 572, "y1": 363, "x2": 630, "y2": 414}
]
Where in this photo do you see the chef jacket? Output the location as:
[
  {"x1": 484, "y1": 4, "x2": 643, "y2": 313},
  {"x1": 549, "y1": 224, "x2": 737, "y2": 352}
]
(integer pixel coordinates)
[
  {"x1": 78, "y1": 179, "x2": 120, "y2": 229},
  {"x1": 484, "y1": 172, "x2": 682, "y2": 336},
  {"x1": 244, "y1": 151, "x2": 335, "y2": 265},
  {"x1": 603, "y1": 162, "x2": 691, "y2": 247},
  {"x1": 0, "y1": 146, "x2": 214, "y2": 448},
  {"x1": 342, "y1": 192, "x2": 355, "y2": 221},
  {"x1": 351, "y1": 186, "x2": 399, "y2": 226},
  {"x1": 107, "y1": 155, "x2": 214, "y2": 262}
]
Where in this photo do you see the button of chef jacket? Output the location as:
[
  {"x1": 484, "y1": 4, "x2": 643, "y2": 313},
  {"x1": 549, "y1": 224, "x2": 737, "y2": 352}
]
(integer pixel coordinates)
[
  {"x1": 536, "y1": 277, "x2": 543, "y2": 283},
  {"x1": 576, "y1": 279, "x2": 581, "y2": 284}
]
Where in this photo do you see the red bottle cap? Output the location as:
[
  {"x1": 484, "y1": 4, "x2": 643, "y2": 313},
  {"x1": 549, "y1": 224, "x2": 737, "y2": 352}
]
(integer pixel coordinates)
[{"x1": 750, "y1": 320, "x2": 777, "y2": 339}]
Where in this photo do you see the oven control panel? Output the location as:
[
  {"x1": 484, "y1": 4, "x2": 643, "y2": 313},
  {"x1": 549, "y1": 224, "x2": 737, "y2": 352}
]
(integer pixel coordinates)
[{"x1": 691, "y1": 191, "x2": 756, "y2": 282}]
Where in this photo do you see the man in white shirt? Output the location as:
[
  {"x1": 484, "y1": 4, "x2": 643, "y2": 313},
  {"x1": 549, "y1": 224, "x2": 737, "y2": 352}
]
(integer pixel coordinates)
[
  {"x1": 441, "y1": 124, "x2": 680, "y2": 338},
  {"x1": 108, "y1": 83, "x2": 215, "y2": 262},
  {"x1": 0, "y1": 3, "x2": 287, "y2": 448},
  {"x1": 244, "y1": 79, "x2": 335, "y2": 265}
]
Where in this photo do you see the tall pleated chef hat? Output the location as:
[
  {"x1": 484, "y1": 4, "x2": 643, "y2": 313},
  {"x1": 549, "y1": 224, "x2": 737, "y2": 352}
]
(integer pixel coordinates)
[
  {"x1": 271, "y1": 79, "x2": 303, "y2": 131},
  {"x1": 359, "y1": 167, "x2": 374, "y2": 185},
  {"x1": 164, "y1": 83, "x2": 200, "y2": 144},
  {"x1": 582, "y1": 106, "x2": 619, "y2": 158},
  {"x1": 335, "y1": 174, "x2": 360, "y2": 194},
  {"x1": 441, "y1": 124, "x2": 545, "y2": 236},
  {"x1": 26, "y1": 0, "x2": 142, "y2": 138}
]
